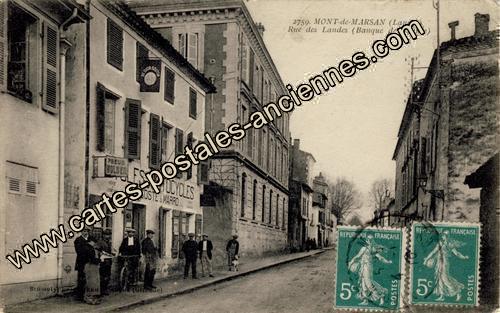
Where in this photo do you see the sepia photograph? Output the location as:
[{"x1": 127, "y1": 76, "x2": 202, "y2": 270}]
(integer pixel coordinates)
[{"x1": 0, "y1": 0, "x2": 498, "y2": 312}]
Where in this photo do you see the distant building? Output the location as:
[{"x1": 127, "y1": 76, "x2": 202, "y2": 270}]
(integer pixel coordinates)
[
  {"x1": 288, "y1": 139, "x2": 316, "y2": 251},
  {"x1": 312, "y1": 172, "x2": 335, "y2": 247},
  {"x1": 130, "y1": 0, "x2": 291, "y2": 264},
  {"x1": 0, "y1": 0, "x2": 89, "y2": 305},
  {"x1": 392, "y1": 13, "x2": 498, "y2": 225}
]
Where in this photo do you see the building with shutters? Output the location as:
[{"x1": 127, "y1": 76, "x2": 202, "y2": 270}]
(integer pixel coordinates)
[
  {"x1": 0, "y1": 0, "x2": 90, "y2": 305},
  {"x1": 392, "y1": 13, "x2": 498, "y2": 226},
  {"x1": 130, "y1": 0, "x2": 291, "y2": 265},
  {"x1": 62, "y1": 0, "x2": 215, "y2": 287}
]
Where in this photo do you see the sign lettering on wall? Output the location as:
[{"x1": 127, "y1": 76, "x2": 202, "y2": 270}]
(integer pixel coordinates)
[{"x1": 139, "y1": 59, "x2": 161, "y2": 92}]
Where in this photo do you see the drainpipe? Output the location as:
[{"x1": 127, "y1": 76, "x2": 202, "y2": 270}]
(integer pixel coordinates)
[{"x1": 56, "y1": 12, "x2": 75, "y2": 293}]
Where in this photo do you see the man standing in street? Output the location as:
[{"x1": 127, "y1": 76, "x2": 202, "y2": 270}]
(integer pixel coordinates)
[
  {"x1": 74, "y1": 227, "x2": 92, "y2": 301},
  {"x1": 226, "y1": 234, "x2": 239, "y2": 271},
  {"x1": 119, "y1": 228, "x2": 141, "y2": 286},
  {"x1": 198, "y1": 234, "x2": 214, "y2": 277},
  {"x1": 96, "y1": 229, "x2": 113, "y2": 296},
  {"x1": 181, "y1": 233, "x2": 198, "y2": 279},
  {"x1": 141, "y1": 230, "x2": 158, "y2": 290}
]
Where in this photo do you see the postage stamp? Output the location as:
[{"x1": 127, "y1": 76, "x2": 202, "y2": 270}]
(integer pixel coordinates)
[
  {"x1": 335, "y1": 226, "x2": 406, "y2": 311},
  {"x1": 409, "y1": 222, "x2": 481, "y2": 306}
]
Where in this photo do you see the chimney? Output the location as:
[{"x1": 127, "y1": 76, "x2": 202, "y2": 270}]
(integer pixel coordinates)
[
  {"x1": 293, "y1": 139, "x2": 300, "y2": 150},
  {"x1": 448, "y1": 21, "x2": 459, "y2": 40},
  {"x1": 256, "y1": 22, "x2": 265, "y2": 38},
  {"x1": 474, "y1": 13, "x2": 489, "y2": 37}
]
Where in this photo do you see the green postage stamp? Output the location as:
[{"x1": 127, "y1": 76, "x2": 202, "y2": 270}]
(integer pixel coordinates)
[
  {"x1": 410, "y1": 222, "x2": 481, "y2": 306},
  {"x1": 335, "y1": 226, "x2": 406, "y2": 311}
]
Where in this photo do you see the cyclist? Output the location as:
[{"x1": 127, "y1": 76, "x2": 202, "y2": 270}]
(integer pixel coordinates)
[{"x1": 119, "y1": 228, "x2": 141, "y2": 286}]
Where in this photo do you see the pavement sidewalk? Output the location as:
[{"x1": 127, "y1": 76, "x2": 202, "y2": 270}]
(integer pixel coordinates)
[{"x1": 5, "y1": 249, "x2": 326, "y2": 313}]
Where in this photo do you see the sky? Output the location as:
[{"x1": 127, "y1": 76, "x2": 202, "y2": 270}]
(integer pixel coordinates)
[{"x1": 245, "y1": 0, "x2": 498, "y2": 221}]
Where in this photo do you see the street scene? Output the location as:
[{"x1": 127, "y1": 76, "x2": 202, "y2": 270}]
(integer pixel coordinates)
[{"x1": 0, "y1": 0, "x2": 498, "y2": 312}]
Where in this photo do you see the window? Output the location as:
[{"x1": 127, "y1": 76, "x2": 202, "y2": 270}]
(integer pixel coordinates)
[
  {"x1": 186, "y1": 132, "x2": 194, "y2": 179},
  {"x1": 197, "y1": 158, "x2": 210, "y2": 185},
  {"x1": 124, "y1": 99, "x2": 142, "y2": 159},
  {"x1": 261, "y1": 185, "x2": 266, "y2": 222},
  {"x1": 241, "y1": 173, "x2": 247, "y2": 218},
  {"x1": 240, "y1": 36, "x2": 249, "y2": 84},
  {"x1": 164, "y1": 67, "x2": 175, "y2": 104},
  {"x1": 158, "y1": 208, "x2": 168, "y2": 257},
  {"x1": 2, "y1": 3, "x2": 59, "y2": 112},
  {"x1": 189, "y1": 88, "x2": 197, "y2": 119},
  {"x1": 161, "y1": 123, "x2": 171, "y2": 162},
  {"x1": 262, "y1": 129, "x2": 267, "y2": 170},
  {"x1": 107, "y1": 19, "x2": 123, "y2": 71},
  {"x1": 282, "y1": 198, "x2": 286, "y2": 228},
  {"x1": 248, "y1": 49, "x2": 254, "y2": 90},
  {"x1": 136, "y1": 42, "x2": 148, "y2": 82},
  {"x1": 96, "y1": 83, "x2": 119, "y2": 154},
  {"x1": 195, "y1": 214, "x2": 202, "y2": 242},
  {"x1": 257, "y1": 130, "x2": 263, "y2": 166},
  {"x1": 6, "y1": 3, "x2": 38, "y2": 103},
  {"x1": 178, "y1": 33, "x2": 198, "y2": 69},
  {"x1": 269, "y1": 190, "x2": 273, "y2": 224},
  {"x1": 252, "y1": 180, "x2": 257, "y2": 220},
  {"x1": 276, "y1": 194, "x2": 279, "y2": 226},
  {"x1": 149, "y1": 113, "x2": 161, "y2": 169},
  {"x1": 5, "y1": 161, "x2": 38, "y2": 250}
]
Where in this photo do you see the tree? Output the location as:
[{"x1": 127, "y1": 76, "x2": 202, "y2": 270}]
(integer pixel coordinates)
[
  {"x1": 369, "y1": 178, "x2": 393, "y2": 213},
  {"x1": 328, "y1": 177, "x2": 362, "y2": 222}
]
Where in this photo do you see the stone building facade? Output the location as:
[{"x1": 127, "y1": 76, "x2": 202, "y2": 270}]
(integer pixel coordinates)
[
  {"x1": 392, "y1": 13, "x2": 498, "y2": 225},
  {"x1": 131, "y1": 0, "x2": 291, "y2": 265},
  {"x1": 288, "y1": 139, "x2": 316, "y2": 251},
  {"x1": 0, "y1": 0, "x2": 89, "y2": 305},
  {"x1": 63, "y1": 0, "x2": 215, "y2": 288}
]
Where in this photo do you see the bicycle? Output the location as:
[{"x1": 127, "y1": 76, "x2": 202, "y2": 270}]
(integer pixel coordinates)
[{"x1": 118, "y1": 255, "x2": 140, "y2": 292}]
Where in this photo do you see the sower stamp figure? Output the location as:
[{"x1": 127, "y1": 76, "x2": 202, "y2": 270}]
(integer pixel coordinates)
[
  {"x1": 119, "y1": 228, "x2": 141, "y2": 286},
  {"x1": 182, "y1": 233, "x2": 198, "y2": 279},
  {"x1": 74, "y1": 227, "x2": 92, "y2": 301},
  {"x1": 226, "y1": 234, "x2": 239, "y2": 271},
  {"x1": 335, "y1": 226, "x2": 405, "y2": 311},
  {"x1": 96, "y1": 229, "x2": 113, "y2": 296},
  {"x1": 198, "y1": 234, "x2": 214, "y2": 277},
  {"x1": 410, "y1": 222, "x2": 480, "y2": 307},
  {"x1": 141, "y1": 230, "x2": 158, "y2": 290}
]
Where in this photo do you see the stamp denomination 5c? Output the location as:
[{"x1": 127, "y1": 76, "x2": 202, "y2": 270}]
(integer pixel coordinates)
[
  {"x1": 335, "y1": 226, "x2": 406, "y2": 311},
  {"x1": 409, "y1": 222, "x2": 481, "y2": 307}
]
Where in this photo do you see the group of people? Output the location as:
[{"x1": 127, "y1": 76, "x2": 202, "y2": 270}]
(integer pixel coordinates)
[
  {"x1": 74, "y1": 227, "x2": 158, "y2": 305},
  {"x1": 74, "y1": 227, "x2": 241, "y2": 305},
  {"x1": 180, "y1": 233, "x2": 240, "y2": 279}
]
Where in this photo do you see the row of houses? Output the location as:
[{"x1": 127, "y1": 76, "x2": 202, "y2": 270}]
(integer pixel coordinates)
[
  {"x1": 0, "y1": 0, "x2": 338, "y2": 306},
  {"x1": 388, "y1": 13, "x2": 499, "y2": 306}
]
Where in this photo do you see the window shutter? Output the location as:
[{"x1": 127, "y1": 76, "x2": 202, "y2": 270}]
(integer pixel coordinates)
[
  {"x1": 96, "y1": 84, "x2": 106, "y2": 151},
  {"x1": 125, "y1": 99, "x2": 142, "y2": 159},
  {"x1": 186, "y1": 132, "x2": 193, "y2": 179},
  {"x1": 188, "y1": 33, "x2": 198, "y2": 67},
  {"x1": 42, "y1": 23, "x2": 59, "y2": 113},
  {"x1": 197, "y1": 159, "x2": 210, "y2": 185},
  {"x1": 175, "y1": 128, "x2": 184, "y2": 156},
  {"x1": 0, "y1": 1, "x2": 7, "y2": 91},
  {"x1": 149, "y1": 113, "x2": 161, "y2": 168},
  {"x1": 107, "y1": 19, "x2": 123, "y2": 71},
  {"x1": 425, "y1": 136, "x2": 431, "y2": 175},
  {"x1": 164, "y1": 67, "x2": 175, "y2": 103},
  {"x1": 178, "y1": 33, "x2": 186, "y2": 58},
  {"x1": 249, "y1": 49, "x2": 254, "y2": 90},
  {"x1": 189, "y1": 88, "x2": 197, "y2": 119},
  {"x1": 136, "y1": 42, "x2": 148, "y2": 82}
]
